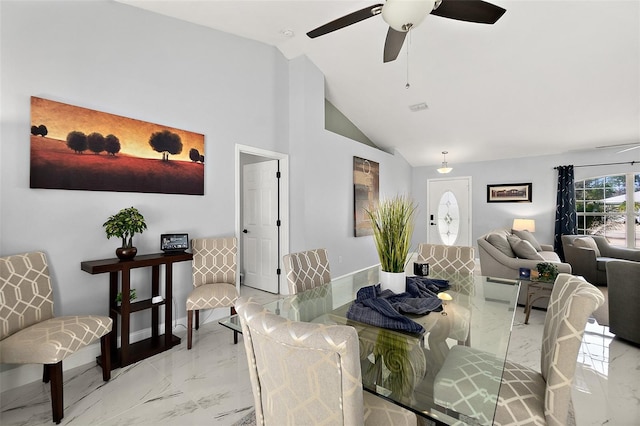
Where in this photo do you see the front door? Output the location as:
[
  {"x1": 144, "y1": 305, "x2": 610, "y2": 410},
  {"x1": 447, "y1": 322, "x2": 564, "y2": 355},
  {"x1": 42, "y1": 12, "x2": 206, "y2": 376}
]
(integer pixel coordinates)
[
  {"x1": 242, "y1": 160, "x2": 279, "y2": 293},
  {"x1": 427, "y1": 177, "x2": 472, "y2": 246}
]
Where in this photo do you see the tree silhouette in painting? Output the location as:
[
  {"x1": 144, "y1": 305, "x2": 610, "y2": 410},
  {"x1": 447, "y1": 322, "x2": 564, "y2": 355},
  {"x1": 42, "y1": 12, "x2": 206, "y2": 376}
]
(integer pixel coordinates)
[
  {"x1": 104, "y1": 134, "x2": 121, "y2": 156},
  {"x1": 66, "y1": 131, "x2": 88, "y2": 153},
  {"x1": 149, "y1": 130, "x2": 182, "y2": 161},
  {"x1": 87, "y1": 132, "x2": 105, "y2": 154},
  {"x1": 189, "y1": 148, "x2": 201, "y2": 162},
  {"x1": 31, "y1": 124, "x2": 48, "y2": 137}
]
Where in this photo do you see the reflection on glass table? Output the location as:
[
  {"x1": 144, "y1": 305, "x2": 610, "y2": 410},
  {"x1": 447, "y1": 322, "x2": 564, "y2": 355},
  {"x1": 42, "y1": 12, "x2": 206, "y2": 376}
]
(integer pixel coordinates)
[{"x1": 220, "y1": 266, "x2": 520, "y2": 425}]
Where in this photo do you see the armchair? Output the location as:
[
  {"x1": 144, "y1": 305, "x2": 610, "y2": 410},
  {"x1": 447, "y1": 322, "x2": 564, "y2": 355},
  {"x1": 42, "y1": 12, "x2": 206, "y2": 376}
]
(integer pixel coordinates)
[
  {"x1": 561, "y1": 235, "x2": 640, "y2": 286},
  {"x1": 187, "y1": 237, "x2": 238, "y2": 349},
  {"x1": 235, "y1": 297, "x2": 417, "y2": 425},
  {"x1": 607, "y1": 260, "x2": 640, "y2": 345},
  {"x1": 0, "y1": 252, "x2": 112, "y2": 424}
]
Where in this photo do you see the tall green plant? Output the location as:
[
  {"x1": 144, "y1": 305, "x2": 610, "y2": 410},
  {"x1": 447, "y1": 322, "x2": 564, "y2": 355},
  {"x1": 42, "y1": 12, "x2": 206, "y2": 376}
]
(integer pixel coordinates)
[{"x1": 366, "y1": 195, "x2": 416, "y2": 273}]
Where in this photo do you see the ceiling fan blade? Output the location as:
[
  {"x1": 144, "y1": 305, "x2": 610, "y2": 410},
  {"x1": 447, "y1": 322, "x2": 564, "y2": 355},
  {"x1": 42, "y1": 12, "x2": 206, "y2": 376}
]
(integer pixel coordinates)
[
  {"x1": 431, "y1": 0, "x2": 506, "y2": 24},
  {"x1": 618, "y1": 145, "x2": 640, "y2": 154},
  {"x1": 307, "y1": 4, "x2": 384, "y2": 38},
  {"x1": 383, "y1": 27, "x2": 408, "y2": 63}
]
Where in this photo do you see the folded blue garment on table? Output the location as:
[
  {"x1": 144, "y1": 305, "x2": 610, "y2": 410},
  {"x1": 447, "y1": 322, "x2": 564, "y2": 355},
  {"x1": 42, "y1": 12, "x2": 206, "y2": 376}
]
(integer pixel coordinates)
[{"x1": 346, "y1": 276, "x2": 449, "y2": 334}]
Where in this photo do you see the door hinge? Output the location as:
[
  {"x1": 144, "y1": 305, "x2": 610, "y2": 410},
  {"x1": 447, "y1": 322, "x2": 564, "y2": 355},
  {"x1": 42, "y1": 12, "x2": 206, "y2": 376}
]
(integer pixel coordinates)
[
  {"x1": 276, "y1": 268, "x2": 281, "y2": 275},
  {"x1": 276, "y1": 219, "x2": 281, "y2": 227},
  {"x1": 276, "y1": 171, "x2": 281, "y2": 178}
]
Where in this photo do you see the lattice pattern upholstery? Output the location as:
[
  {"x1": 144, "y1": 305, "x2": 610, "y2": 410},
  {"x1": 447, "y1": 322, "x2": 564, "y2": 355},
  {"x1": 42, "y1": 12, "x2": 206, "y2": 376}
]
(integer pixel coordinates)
[
  {"x1": 187, "y1": 237, "x2": 237, "y2": 310},
  {"x1": 417, "y1": 244, "x2": 475, "y2": 274},
  {"x1": 434, "y1": 274, "x2": 604, "y2": 426},
  {"x1": 1, "y1": 316, "x2": 112, "y2": 364},
  {"x1": 535, "y1": 274, "x2": 604, "y2": 425},
  {"x1": 0, "y1": 251, "x2": 53, "y2": 340},
  {"x1": 236, "y1": 297, "x2": 416, "y2": 426},
  {"x1": 283, "y1": 248, "x2": 331, "y2": 294},
  {"x1": 187, "y1": 237, "x2": 238, "y2": 349},
  {"x1": 0, "y1": 251, "x2": 112, "y2": 423}
]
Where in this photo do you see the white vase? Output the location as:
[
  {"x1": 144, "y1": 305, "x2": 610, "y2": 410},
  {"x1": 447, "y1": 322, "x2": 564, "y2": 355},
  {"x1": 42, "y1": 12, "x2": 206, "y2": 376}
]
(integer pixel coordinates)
[{"x1": 379, "y1": 270, "x2": 406, "y2": 294}]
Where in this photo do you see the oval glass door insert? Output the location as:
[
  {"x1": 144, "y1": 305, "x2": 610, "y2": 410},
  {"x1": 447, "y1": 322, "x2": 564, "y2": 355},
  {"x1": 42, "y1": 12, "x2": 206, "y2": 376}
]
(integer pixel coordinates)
[{"x1": 437, "y1": 190, "x2": 460, "y2": 245}]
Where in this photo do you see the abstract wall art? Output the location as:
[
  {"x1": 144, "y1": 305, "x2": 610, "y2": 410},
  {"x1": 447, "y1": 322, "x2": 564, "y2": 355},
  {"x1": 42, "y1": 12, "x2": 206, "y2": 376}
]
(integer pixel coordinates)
[{"x1": 353, "y1": 156, "x2": 379, "y2": 237}]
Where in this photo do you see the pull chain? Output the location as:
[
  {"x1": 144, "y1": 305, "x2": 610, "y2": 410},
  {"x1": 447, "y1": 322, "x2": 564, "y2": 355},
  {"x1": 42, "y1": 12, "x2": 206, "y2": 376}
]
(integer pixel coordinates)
[{"x1": 405, "y1": 30, "x2": 411, "y2": 89}]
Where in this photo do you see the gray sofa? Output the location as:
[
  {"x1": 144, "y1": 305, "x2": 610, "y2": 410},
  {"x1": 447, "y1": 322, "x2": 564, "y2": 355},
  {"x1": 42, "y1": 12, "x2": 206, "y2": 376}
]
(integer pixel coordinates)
[
  {"x1": 561, "y1": 235, "x2": 640, "y2": 286},
  {"x1": 607, "y1": 260, "x2": 640, "y2": 345},
  {"x1": 478, "y1": 229, "x2": 572, "y2": 307}
]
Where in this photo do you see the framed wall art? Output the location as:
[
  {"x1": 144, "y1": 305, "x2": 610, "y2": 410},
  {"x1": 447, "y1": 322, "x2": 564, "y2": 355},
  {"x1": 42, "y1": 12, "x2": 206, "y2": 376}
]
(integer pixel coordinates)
[
  {"x1": 353, "y1": 156, "x2": 379, "y2": 237},
  {"x1": 487, "y1": 183, "x2": 532, "y2": 203},
  {"x1": 30, "y1": 96, "x2": 205, "y2": 195}
]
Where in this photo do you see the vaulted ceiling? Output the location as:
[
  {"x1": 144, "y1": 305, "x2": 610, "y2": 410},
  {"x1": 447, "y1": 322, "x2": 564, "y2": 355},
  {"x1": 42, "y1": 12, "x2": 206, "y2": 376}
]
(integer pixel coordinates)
[{"x1": 116, "y1": 0, "x2": 640, "y2": 167}]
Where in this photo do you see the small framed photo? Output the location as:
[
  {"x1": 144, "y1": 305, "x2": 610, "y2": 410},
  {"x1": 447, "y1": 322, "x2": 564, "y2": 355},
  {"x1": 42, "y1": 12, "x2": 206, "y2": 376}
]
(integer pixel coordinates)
[{"x1": 487, "y1": 183, "x2": 532, "y2": 203}]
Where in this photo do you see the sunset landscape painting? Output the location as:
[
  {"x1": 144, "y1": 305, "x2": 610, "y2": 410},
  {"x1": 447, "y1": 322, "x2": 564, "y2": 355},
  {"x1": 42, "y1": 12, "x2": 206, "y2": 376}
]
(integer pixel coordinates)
[{"x1": 30, "y1": 97, "x2": 205, "y2": 195}]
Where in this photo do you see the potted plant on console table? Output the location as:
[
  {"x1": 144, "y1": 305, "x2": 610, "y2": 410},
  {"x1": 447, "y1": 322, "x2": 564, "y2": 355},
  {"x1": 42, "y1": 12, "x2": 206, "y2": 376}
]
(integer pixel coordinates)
[
  {"x1": 103, "y1": 206, "x2": 148, "y2": 260},
  {"x1": 366, "y1": 195, "x2": 417, "y2": 293}
]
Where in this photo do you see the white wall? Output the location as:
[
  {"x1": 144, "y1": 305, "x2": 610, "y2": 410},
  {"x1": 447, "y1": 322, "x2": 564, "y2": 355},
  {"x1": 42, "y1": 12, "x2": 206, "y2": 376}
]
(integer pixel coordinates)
[
  {"x1": 1, "y1": 0, "x2": 288, "y2": 325},
  {"x1": 0, "y1": 0, "x2": 413, "y2": 387},
  {"x1": 412, "y1": 150, "x2": 640, "y2": 249},
  {"x1": 4, "y1": 0, "x2": 635, "y2": 391},
  {"x1": 287, "y1": 56, "x2": 413, "y2": 277}
]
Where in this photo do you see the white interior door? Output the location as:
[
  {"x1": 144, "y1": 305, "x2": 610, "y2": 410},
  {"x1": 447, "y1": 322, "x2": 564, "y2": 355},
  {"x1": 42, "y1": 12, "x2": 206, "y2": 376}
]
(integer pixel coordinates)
[
  {"x1": 242, "y1": 160, "x2": 279, "y2": 293},
  {"x1": 427, "y1": 177, "x2": 472, "y2": 246}
]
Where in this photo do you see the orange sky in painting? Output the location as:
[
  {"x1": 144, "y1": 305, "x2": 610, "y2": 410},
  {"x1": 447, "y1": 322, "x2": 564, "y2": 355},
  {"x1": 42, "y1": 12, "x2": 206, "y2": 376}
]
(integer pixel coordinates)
[{"x1": 30, "y1": 97, "x2": 205, "y2": 161}]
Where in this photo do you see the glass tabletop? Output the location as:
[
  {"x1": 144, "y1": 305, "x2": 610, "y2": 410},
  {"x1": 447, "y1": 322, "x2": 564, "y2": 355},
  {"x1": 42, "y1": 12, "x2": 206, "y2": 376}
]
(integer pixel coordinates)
[{"x1": 220, "y1": 266, "x2": 520, "y2": 425}]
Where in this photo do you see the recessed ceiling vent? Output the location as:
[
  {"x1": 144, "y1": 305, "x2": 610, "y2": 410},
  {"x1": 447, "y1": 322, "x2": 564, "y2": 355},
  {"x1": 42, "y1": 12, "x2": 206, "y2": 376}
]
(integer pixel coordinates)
[{"x1": 409, "y1": 102, "x2": 428, "y2": 112}]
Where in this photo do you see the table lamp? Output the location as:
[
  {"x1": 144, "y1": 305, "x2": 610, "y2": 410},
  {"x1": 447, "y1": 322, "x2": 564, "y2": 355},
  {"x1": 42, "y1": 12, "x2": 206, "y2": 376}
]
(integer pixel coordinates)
[{"x1": 513, "y1": 218, "x2": 536, "y2": 232}]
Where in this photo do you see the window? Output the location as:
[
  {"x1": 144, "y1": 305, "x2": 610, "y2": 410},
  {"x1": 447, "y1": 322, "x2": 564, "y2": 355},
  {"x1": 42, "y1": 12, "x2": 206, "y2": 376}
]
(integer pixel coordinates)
[{"x1": 575, "y1": 173, "x2": 640, "y2": 248}]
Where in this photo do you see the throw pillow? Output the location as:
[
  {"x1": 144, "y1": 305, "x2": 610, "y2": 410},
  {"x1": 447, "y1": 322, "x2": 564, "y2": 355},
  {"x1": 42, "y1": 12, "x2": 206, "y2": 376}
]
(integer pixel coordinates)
[
  {"x1": 487, "y1": 233, "x2": 515, "y2": 258},
  {"x1": 573, "y1": 236, "x2": 601, "y2": 257},
  {"x1": 507, "y1": 236, "x2": 545, "y2": 260},
  {"x1": 511, "y1": 229, "x2": 542, "y2": 252}
]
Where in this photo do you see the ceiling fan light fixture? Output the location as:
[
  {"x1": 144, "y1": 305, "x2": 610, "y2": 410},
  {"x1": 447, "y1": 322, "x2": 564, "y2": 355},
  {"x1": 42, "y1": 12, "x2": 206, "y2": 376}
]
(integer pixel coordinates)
[
  {"x1": 437, "y1": 151, "x2": 453, "y2": 174},
  {"x1": 382, "y1": 0, "x2": 435, "y2": 32}
]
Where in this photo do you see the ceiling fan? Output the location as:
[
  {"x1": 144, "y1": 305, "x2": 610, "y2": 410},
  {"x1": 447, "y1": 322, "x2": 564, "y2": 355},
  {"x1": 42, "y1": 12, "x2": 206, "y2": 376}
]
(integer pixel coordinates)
[{"x1": 307, "y1": 0, "x2": 506, "y2": 63}]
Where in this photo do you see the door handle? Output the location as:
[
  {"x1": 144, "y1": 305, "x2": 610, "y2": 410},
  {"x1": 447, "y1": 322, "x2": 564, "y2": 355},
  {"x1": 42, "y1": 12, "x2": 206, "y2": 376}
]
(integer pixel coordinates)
[{"x1": 243, "y1": 229, "x2": 248, "y2": 233}]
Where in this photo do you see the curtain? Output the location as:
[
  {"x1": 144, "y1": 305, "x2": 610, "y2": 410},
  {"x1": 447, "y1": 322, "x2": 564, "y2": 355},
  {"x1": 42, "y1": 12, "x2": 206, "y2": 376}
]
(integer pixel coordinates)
[{"x1": 554, "y1": 165, "x2": 577, "y2": 260}]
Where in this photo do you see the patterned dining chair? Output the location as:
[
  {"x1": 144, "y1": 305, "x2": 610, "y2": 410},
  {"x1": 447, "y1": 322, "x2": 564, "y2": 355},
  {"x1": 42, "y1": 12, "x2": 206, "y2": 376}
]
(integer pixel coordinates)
[
  {"x1": 282, "y1": 248, "x2": 331, "y2": 294},
  {"x1": 0, "y1": 251, "x2": 113, "y2": 424},
  {"x1": 235, "y1": 296, "x2": 417, "y2": 426},
  {"x1": 417, "y1": 243, "x2": 476, "y2": 274},
  {"x1": 187, "y1": 237, "x2": 238, "y2": 349},
  {"x1": 434, "y1": 273, "x2": 604, "y2": 425}
]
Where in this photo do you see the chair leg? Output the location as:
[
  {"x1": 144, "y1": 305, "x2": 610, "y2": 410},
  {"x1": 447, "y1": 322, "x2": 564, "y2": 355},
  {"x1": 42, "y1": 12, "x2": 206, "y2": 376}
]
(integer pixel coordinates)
[
  {"x1": 231, "y1": 306, "x2": 238, "y2": 344},
  {"x1": 195, "y1": 309, "x2": 200, "y2": 330},
  {"x1": 101, "y1": 333, "x2": 112, "y2": 381},
  {"x1": 187, "y1": 309, "x2": 193, "y2": 350},
  {"x1": 43, "y1": 364, "x2": 50, "y2": 383},
  {"x1": 49, "y1": 361, "x2": 63, "y2": 424}
]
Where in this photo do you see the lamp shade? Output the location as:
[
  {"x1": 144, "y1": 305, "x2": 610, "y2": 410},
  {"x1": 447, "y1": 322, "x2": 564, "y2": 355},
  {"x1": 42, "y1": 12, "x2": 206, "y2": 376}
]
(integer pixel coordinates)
[
  {"x1": 382, "y1": 0, "x2": 435, "y2": 32},
  {"x1": 512, "y1": 218, "x2": 535, "y2": 232}
]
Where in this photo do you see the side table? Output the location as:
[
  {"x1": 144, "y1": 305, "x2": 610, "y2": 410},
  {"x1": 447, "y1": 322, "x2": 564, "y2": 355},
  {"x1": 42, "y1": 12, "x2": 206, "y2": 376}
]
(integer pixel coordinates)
[
  {"x1": 81, "y1": 252, "x2": 192, "y2": 369},
  {"x1": 523, "y1": 279, "x2": 554, "y2": 324}
]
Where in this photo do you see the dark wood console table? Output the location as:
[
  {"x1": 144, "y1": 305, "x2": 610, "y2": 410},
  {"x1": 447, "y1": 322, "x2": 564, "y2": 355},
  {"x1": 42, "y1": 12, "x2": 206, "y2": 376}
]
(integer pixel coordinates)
[{"x1": 81, "y1": 252, "x2": 193, "y2": 369}]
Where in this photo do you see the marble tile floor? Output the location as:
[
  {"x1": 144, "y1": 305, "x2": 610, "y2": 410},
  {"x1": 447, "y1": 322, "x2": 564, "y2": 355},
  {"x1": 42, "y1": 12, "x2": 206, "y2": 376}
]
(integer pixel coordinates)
[{"x1": 2, "y1": 286, "x2": 639, "y2": 425}]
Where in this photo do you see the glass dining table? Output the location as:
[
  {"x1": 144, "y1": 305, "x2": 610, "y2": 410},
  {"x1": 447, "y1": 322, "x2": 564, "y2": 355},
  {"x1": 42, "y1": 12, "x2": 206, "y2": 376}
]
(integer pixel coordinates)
[{"x1": 220, "y1": 265, "x2": 520, "y2": 425}]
